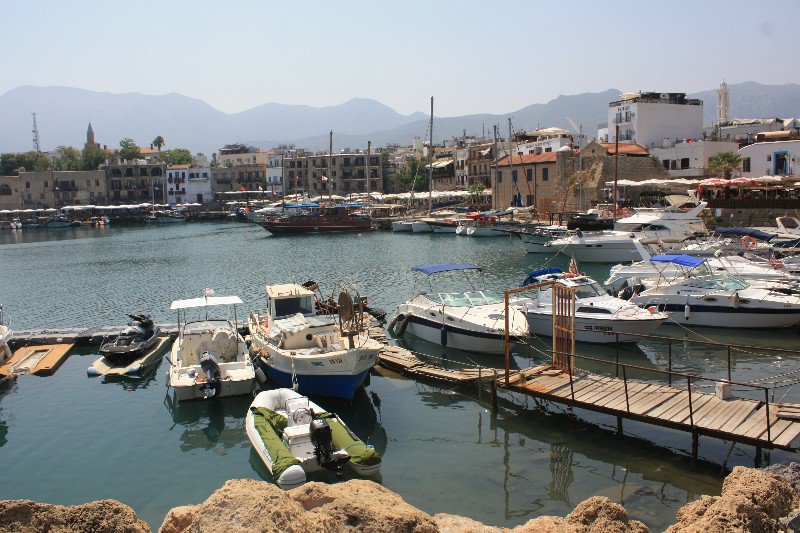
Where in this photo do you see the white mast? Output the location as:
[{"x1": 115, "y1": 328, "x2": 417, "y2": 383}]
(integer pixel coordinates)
[{"x1": 427, "y1": 96, "x2": 434, "y2": 215}]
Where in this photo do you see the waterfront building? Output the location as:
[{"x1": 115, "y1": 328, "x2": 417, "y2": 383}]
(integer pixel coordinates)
[
  {"x1": 286, "y1": 150, "x2": 383, "y2": 195},
  {"x1": 217, "y1": 144, "x2": 271, "y2": 166},
  {"x1": 597, "y1": 92, "x2": 703, "y2": 149},
  {"x1": 455, "y1": 148, "x2": 468, "y2": 189},
  {"x1": 167, "y1": 164, "x2": 213, "y2": 204},
  {"x1": 0, "y1": 170, "x2": 107, "y2": 209},
  {"x1": 465, "y1": 142, "x2": 494, "y2": 188},
  {"x1": 705, "y1": 118, "x2": 800, "y2": 144},
  {"x1": 515, "y1": 127, "x2": 585, "y2": 154},
  {"x1": 103, "y1": 161, "x2": 166, "y2": 204},
  {"x1": 210, "y1": 164, "x2": 271, "y2": 194},
  {"x1": 650, "y1": 140, "x2": 740, "y2": 178},
  {"x1": 738, "y1": 139, "x2": 800, "y2": 179}
]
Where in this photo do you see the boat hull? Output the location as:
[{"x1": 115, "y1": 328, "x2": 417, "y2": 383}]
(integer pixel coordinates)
[
  {"x1": 548, "y1": 241, "x2": 642, "y2": 263},
  {"x1": 391, "y1": 221, "x2": 413, "y2": 232},
  {"x1": 411, "y1": 221, "x2": 433, "y2": 233},
  {"x1": 267, "y1": 367, "x2": 371, "y2": 399},
  {"x1": 639, "y1": 304, "x2": 800, "y2": 329},
  {"x1": 261, "y1": 221, "x2": 373, "y2": 234},
  {"x1": 398, "y1": 313, "x2": 510, "y2": 353},
  {"x1": 466, "y1": 226, "x2": 512, "y2": 237},
  {"x1": 526, "y1": 313, "x2": 666, "y2": 343}
]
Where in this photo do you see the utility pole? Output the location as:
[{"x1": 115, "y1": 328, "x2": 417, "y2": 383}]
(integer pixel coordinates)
[
  {"x1": 427, "y1": 96, "x2": 433, "y2": 216},
  {"x1": 32, "y1": 112, "x2": 41, "y2": 152},
  {"x1": 613, "y1": 124, "x2": 619, "y2": 219},
  {"x1": 492, "y1": 124, "x2": 499, "y2": 211},
  {"x1": 328, "y1": 130, "x2": 333, "y2": 203},
  {"x1": 365, "y1": 141, "x2": 372, "y2": 199}
]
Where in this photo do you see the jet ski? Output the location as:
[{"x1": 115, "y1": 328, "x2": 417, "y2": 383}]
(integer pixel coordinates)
[{"x1": 99, "y1": 314, "x2": 160, "y2": 365}]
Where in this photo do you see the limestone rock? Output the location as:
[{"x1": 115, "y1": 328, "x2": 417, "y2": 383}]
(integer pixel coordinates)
[
  {"x1": 515, "y1": 497, "x2": 648, "y2": 533},
  {"x1": 0, "y1": 498, "x2": 149, "y2": 532},
  {"x1": 435, "y1": 513, "x2": 508, "y2": 532},
  {"x1": 667, "y1": 466, "x2": 798, "y2": 532},
  {"x1": 763, "y1": 462, "x2": 800, "y2": 494}
]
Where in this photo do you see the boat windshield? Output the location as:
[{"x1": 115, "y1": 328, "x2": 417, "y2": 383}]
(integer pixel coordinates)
[
  {"x1": 573, "y1": 282, "x2": 606, "y2": 299},
  {"x1": 684, "y1": 276, "x2": 749, "y2": 291},
  {"x1": 614, "y1": 223, "x2": 645, "y2": 232},
  {"x1": 437, "y1": 290, "x2": 503, "y2": 307}
]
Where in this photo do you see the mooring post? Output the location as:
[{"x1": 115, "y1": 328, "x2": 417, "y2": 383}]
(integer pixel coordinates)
[
  {"x1": 616, "y1": 416, "x2": 623, "y2": 435},
  {"x1": 491, "y1": 369, "x2": 498, "y2": 414},
  {"x1": 727, "y1": 346, "x2": 732, "y2": 382},
  {"x1": 668, "y1": 339, "x2": 672, "y2": 386},
  {"x1": 691, "y1": 431, "x2": 699, "y2": 466},
  {"x1": 615, "y1": 334, "x2": 620, "y2": 377},
  {"x1": 755, "y1": 446, "x2": 762, "y2": 467},
  {"x1": 478, "y1": 367, "x2": 482, "y2": 400}
]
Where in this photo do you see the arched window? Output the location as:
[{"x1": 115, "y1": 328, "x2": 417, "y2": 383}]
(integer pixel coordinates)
[
  {"x1": 151, "y1": 168, "x2": 162, "y2": 176},
  {"x1": 0, "y1": 184, "x2": 11, "y2": 195}
]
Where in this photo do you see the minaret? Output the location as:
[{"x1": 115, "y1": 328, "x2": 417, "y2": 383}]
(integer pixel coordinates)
[{"x1": 717, "y1": 80, "x2": 729, "y2": 124}]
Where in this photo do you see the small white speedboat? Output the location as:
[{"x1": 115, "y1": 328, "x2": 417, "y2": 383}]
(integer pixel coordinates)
[
  {"x1": 246, "y1": 388, "x2": 381, "y2": 489},
  {"x1": 389, "y1": 264, "x2": 529, "y2": 353},
  {"x1": 167, "y1": 295, "x2": 255, "y2": 400},
  {"x1": 515, "y1": 268, "x2": 667, "y2": 343}
]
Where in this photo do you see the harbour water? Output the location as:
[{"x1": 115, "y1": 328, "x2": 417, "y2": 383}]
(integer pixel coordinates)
[{"x1": 2, "y1": 222, "x2": 799, "y2": 529}]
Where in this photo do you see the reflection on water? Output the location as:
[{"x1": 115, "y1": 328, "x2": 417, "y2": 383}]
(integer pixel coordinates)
[{"x1": 4, "y1": 222, "x2": 796, "y2": 529}]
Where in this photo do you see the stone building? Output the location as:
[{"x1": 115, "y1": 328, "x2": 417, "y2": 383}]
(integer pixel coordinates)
[
  {"x1": 492, "y1": 141, "x2": 667, "y2": 212},
  {"x1": 285, "y1": 152, "x2": 383, "y2": 195},
  {"x1": 104, "y1": 162, "x2": 166, "y2": 203},
  {"x1": 210, "y1": 164, "x2": 270, "y2": 194},
  {"x1": 466, "y1": 142, "x2": 495, "y2": 188},
  {"x1": 0, "y1": 170, "x2": 107, "y2": 209}
]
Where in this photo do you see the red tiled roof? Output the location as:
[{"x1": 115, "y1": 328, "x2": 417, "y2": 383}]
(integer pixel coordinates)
[
  {"x1": 598, "y1": 143, "x2": 649, "y2": 155},
  {"x1": 167, "y1": 164, "x2": 190, "y2": 169},
  {"x1": 496, "y1": 152, "x2": 558, "y2": 166}
]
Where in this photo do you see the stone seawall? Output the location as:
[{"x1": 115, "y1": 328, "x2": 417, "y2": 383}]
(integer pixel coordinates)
[
  {"x1": 705, "y1": 207, "x2": 800, "y2": 228},
  {"x1": 1, "y1": 466, "x2": 799, "y2": 532}
]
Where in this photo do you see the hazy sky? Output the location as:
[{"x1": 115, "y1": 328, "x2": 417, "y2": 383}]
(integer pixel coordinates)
[{"x1": 3, "y1": 0, "x2": 798, "y2": 117}]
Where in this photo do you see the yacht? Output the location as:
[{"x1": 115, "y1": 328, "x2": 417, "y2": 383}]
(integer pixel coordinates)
[
  {"x1": 521, "y1": 225, "x2": 569, "y2": 253},
  {"x1": 410, "y1": 219, "x2": 435, "y2": 233},
  {"x1": 515, "y1": 269, "x2": 667, "y2": 343},
  {"x1": 259, "y1": 204, "x2": 373, "y2": 234},
  {"x1": 248, "y1": 284, "x2": 382, "y2": 399},
  {"x1": 391, "y1": 220, "x2": 414, "y2": 232},
  {"x1": 627, "y1": 255, "x2": 800, "y2": 329},
  {"x1": 0, "y1": 305, "x2": 12, "y2": 363},
  {"x1": 389, "y1": 264, "x2": 529, "y2": 353},
  {"x1": 541, "y1": 202, "x2": 708, "y2": 262},
  {"x1": 167, "y1": 295, "x2": 255, "y2": 400}
]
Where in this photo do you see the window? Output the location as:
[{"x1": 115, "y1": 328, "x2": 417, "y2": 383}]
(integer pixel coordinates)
[
  {"x1": 111, "y1": 180, "x2": 121, "y2": 190},
  {"x1": 0, "y1": 184, "x2": 11, "y2": 195},
  {"x1": 496, "y1": 170, "x2": 502, "y2": 183},
  {"x1": 511, "y1": 170, "x2": 518, "y2": 182},
  {"x1": 670, "y1": 160, "x2": 677, "y2": 170},
  {"x1": 44, "y1": 181, "x2": 48, "y2": 188},
  {"x1": 111, "y1": 169, "x2": 122, "y2": 177},
  {"x1": 95, "y1": 179, "x2": 100, "y2": 186},
  {"x1": 25, "y1": 181, "x2": 30, "y2": 189},
  {"x1": 126, "y1": 180, "x2": 134, "y2": 189},
  {"x1": 767, "y1": 155, "x2": 772, "y2": 162},
  {"x1": 86, "y1": 179, "x2": 90, "y2": 186},
  {"x1": 680, "y1": 158, "x2": 690, "y2": 169},
  {"x1": 742, "y1": 158, "x2": 751, "y2": 173},
  {"x1": 526, "y1": 194, "x2": 533, "y2": 206},
  {"x1": 140, "y1": 168, "x2": 148, "y2": 176},
  {"x1": 662, "y1": 160, "x2": 670, "y2": 169},
  {"x1": 70, "y1": 180, "x2": 76, "y2": 187},
  {"x1": 526, "y1": 169, "x2": 533, "y2": 181},
  {"x1": 542, "y1": 168, "x2": 549, "y2": 181}
]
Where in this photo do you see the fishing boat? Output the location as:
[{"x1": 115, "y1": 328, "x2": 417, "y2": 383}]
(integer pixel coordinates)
[
  {"x1": 455, "y1": 212, "x2": 512, "y2": 237},
  {"x1": 626, "y1": 255, "x2": 800, "y2": 329},
  {"x1": 259, "y1": 204, "x2": 373, "y2": 234},
  {"x1": 515, "y1": 268, "x2": 667, "y2": 343},
  {"x1": 246, "y1": 388, "x2": 381, "y2": 489},
  {"x1": 0, "y1": 305, "x2": 12, "y2": 363},
  {"x1": 248, "y1": 284, "x2": 382, "y2": 399},
  {"x1": 156, "y1": 210, "x2": 186, "y2": 223},
  {"x1": 389, "y1": 264, "x2": 529, "y2": 353},
  {"x1": 99, "y1": 314, "x2": 160, "y2": 366},
  {"x1": 167, "y1": 294, "x2": 255, "y2": 400},
  {"x1": 46, "y1": 215, "x2": 77, "y2": 229}
]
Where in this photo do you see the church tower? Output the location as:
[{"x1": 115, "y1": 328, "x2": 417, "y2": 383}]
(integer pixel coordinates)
[{"x1": 85, "y1": 122, "x2": 100, "y2": 151}]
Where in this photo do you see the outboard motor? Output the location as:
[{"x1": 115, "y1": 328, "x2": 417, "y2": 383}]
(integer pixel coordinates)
[
  {"x1": 199, "y1": 352, "x2": 222, "y2": 398},
  {"x1": 310, "y1": 418, "x2": 349, "y2": 476}
]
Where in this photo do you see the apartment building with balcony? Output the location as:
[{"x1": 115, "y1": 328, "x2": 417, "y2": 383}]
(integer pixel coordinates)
[
  {"x1": 284, "y1": 151, "x2": 383, "y2": 195},
  {"x1": 597, "y1": 92, "x2": 703, "y2": 149},
  {"x1": 167, "y1": 164, "x2": 213, "y2": 204},
  {"x1": 104, "y1": 162, "x2": 166, "y2": 204},
  {"x1": 0, "y1": 170, "x2": 107, "y2": 209},
  {"x1": 210, "y1": 164, "x2": 271, "y2": 194}
]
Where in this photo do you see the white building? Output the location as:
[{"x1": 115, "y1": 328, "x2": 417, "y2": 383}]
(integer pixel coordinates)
[
  {"x1": 454, "y1": 148, "x2": 468, "y2": 189},
  {"x1": 738, "y1": 140, "x2": 800, "y2": 179},
  {"x1": 167, "y1": 164, "x2": 213, "y2": 204},
  {"x1": 516, "y1": 128, "x2": 584, "y2": 154},
  {"x1": 650, "y1": 140, "x2": 740, "y2": 178},
  {"x1": 598, "y1": 92, "x2": 703, "y2": 149},
  {"x1": 705, "y1": 118, "x2": 800, "y2": 143},
  {"x1": 266, "y1": 152, "x2": 284, "y2": 194}
]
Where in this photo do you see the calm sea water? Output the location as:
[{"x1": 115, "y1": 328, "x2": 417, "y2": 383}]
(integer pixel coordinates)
[{"x1": 1, "y1": 223, "x2": 799, "y2": 530}]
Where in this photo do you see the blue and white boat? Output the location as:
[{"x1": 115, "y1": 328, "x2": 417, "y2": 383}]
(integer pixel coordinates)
[
  {"x1": 248, "y1": 283, "x2": 382, "y2": 399},
  {"x1": 388, "y1": 264, "x2": 529, "y2": 354}
]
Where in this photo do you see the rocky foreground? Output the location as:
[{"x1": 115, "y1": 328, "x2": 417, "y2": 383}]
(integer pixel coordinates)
[{"x1": 2, "y1": 465, "x2": 800, "y2": 532}]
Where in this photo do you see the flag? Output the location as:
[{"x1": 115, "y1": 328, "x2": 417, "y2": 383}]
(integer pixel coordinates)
[
  {"x1": 569, "y1": 255, "x2": 579, "y2": 275},
  {"x1": 204, "y1": 288, "x2": 215, "y2": 296},
  {"x1": 258, "y1": 185, "x2": 263, "y2": 192},
  {"x1": 321, "y1": 175, "x2": 328, "y2": 182}
]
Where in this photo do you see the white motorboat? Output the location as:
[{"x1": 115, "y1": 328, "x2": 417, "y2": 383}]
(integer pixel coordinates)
[
  {"x1": 167, "y1": 295, "x2": 255, "y2": 401},
  {"x1": 411, "y1": 219, "x2": 434, "y2": 233},
  {"x1": 248, "y1": 284, "x2": 382, "y2": 400},
  {"x1": 391, "y1": 220, "x2": 414, "y2": 232},
  {"x1": 542, "y1": 202, "x2": 708, "y2": 262},
  {"x1": 389, "y1": 264, "x2": 529, "y2": 353},
  {"x1": 0, "y1": 305, "x2": 12, "y2": 363},
  {"x1": 627, "y1": 255, "x2": 800, "y2": 329},
  {"x1": 429, "y1": 219, "x2": 467, "y2": 234},
  {"x1": 46, "y1": 215, "x2": 76, "y2": 229},
  {"x1": 246, "y1": 389, "x2": 381, "y2": 489},
  {"x1": 755, "y1": 216, "x2": 800, "y2": 239},
  {"x1": 515, "y1": 268, "x2": 667, "y2": 343},
  {"x1": 157, "y1": 210, "x2": 186, "y2": 223},
  {"x1": 521, "y1": 225, "x2": 568, "y2": 253}
]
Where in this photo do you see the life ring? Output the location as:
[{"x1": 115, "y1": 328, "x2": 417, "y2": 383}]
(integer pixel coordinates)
[
  {"x1": 600, "y1": 209, "x2": 613, "y2": 219},
  {"x1": 616, "y1": 207, "x2": 632, "y2": 218},
  {"x1": 741, "y1": 236, "x2": 757, "y2": 249}
]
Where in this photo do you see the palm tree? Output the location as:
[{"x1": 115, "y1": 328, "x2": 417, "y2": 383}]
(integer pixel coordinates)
[
  {"x1": 707, "y1": 152, "x2": 743, "y2": 179},
  {"x1": 152, "y1": 136, "x2": 165, "y2": 153}
]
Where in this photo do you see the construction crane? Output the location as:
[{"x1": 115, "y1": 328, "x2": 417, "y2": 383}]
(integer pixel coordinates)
[{"x1": 32, "y1": 112, "x2": 41, "y2": 152}]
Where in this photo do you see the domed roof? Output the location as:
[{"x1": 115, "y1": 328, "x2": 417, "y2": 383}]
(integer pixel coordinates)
[{"x1": 558, "y1": 145, "x2": 573, "y2": 152}]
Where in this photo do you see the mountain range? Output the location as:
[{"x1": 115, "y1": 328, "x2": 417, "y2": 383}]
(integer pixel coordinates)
[{"x1": 1, "y1": 82, "x2": 798, "y2": 154}]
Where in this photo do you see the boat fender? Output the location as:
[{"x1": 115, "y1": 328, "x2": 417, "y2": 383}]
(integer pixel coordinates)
[
  {"x1": 684, "y1": 305, "x2": 691, "y2": 320},
  {"x1": 732, "y1": 293, "x2": 740, "y2": 309},
  {"x1": 199, "y1": 352, "x2": 222, "y2": 398},
  {"x1": 440, "y1": 325, "x2": 448, "y2": 347},
  {"x1": 396, "y1": 315, "x2": 410, "y2": 336}
]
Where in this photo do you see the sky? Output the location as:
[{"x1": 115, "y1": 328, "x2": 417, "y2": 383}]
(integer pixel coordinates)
[{"x1": 2, "y1": 0, "x2": 799, "y2": 117}]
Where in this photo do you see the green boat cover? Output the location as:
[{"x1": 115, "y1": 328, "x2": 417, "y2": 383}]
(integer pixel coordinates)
[
  {"x1": 317, "y1": 412, "x2": 381, "y2": 467},
  {"x1": 251, "y1": 407, "x2": 300, "y2": 479}
]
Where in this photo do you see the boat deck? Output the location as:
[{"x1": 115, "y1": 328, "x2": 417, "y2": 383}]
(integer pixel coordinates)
[{"x1": 0, "y1": 343, "x2": 74, "y2": 378}]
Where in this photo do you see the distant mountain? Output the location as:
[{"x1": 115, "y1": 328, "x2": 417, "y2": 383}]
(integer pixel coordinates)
[{"x1": 1, "y1": 82, "x2": 797, "y2": 154}]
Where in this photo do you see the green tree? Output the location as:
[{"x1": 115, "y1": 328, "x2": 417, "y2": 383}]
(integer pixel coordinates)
[
  {"x1": 79, "y1": 146, "x2": 109, "y2": 170},
  {"x1": 468, "y1": 183, "x2": 487, "y2": 204},
  {"x1": 389, "y1": 156, "x2": 429, "y2": 192},
  {"x1": 152, "y1": 136, "x2": 165, "y2": 152},
  {"x1": 707, "y1": 152, "x2": 743, "y2": 179},
  {"x1": 119, "y1": 138, "x2": 143, "y2": 161},
  {"x1": 156, "y1": 148, "x2": 193, "y2": 165},
  {"x1": 54, "y1": 146, "x2": 81, "y2": 171},
  {"x1": 0, "y1": 151, "x2": 51, "y2": 175}
]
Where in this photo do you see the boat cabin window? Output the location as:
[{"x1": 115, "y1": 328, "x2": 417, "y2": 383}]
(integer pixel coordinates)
[
  {"x1": 684, "y1": 276, "x2": 748, "y2": 291},
  {"x1": 577, "y1": 306, "x2": 612, "y2": 314},
  {"x1": 643, "y1": 224, "x2": 670, "y2": 231},
  {"x1": 438, "y1": 291, "x2": 503, "y2": 307},
  {"x1": 273, "y1": 296, "x2": 314, "y2": 318},
  {"x1": 573, "y1": 282, "x2": 605, "y2": 299},
  {"x1": 614, "y1": 223, "x2": 644, "y2": 232},
  {"x1": 780, "y1": 217, "x2": 799, "y2": 229}
]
